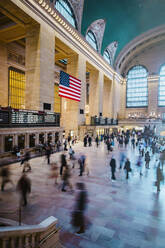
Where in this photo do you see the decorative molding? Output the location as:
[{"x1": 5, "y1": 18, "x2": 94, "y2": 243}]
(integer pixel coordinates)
[
  {"x1": 7, "y1": 51, "x2": 25, "y2": 66},
  {"x1": 86, "y1": 19, "x2": 106, "y2": 54}
]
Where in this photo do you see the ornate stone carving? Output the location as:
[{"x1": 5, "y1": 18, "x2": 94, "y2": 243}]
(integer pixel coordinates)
[
  {"x1": 86, "y1": 19, "x2": 106, "y2": 54},
  {"x1": 105, "y1": 41, "x2": 118, "y2": 66}
]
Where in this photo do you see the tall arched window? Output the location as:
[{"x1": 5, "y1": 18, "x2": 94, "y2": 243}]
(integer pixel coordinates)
[
  {"x1": 86, "y1": 31, "x2": 98, "y2": 51},
  {"x1": 55, "y1": 0, "x2": 77, "y2": 28},
  {"x1": 158, "y1": 64, "x2": 165, "y2": 106},
  {"x1": 126, "y1": 65, "x2": 148, "y2": 107},
  {"x1": 103, "y1": 49, "x2": 112, "y2": 65}
]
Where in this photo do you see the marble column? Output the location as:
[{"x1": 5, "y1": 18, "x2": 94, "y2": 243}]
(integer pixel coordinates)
[
  {"x1": 25, "y1": 24, "x2": 55, "y2": 111},
  {"x1": 89, "y1": 69, "x2": 99, "y2": 117},
  {"x1": 148, "y1": 76, "x2": 159, "y2": 117}
]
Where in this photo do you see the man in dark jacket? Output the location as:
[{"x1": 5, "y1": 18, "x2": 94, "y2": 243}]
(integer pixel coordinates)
[
  {"x1": 124, "y1": 158, "x2": 131, "y2": 179},
  {"x1": 110, "y1": 156, "x2": 116, "y2": 180},
  {"x1": 17, "y1": 173, "x2": 31, "y2": 206}
]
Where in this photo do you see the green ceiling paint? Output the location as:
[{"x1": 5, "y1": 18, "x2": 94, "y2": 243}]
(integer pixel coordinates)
[{"x1": 81, "y1": 0, "x2": 165, "y2": 59}]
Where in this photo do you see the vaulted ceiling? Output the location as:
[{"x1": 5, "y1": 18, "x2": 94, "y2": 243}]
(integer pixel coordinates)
[{"x1": 81, "y1": 0, "x2": 165, "y2": 59}]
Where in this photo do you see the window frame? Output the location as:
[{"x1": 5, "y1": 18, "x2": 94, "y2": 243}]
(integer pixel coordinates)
[
  {"x1": 103, "y1": 49, "x2": 112, "y2": 65},
  {"x1": 126, "y1": 65, "x2": 148, "y2": 108},
  {"x1": 8, "y1": 66, "x2": 25, "y2": 109},
  {"x1": 86, "y1": 30, "x2": 98, "y2": 52},
  {"x1": 158, "y1": 64, "x2": 165, "y2": 107},
  {"x1": 55, "y1": 0, "x2": 77, "y2": 29}
]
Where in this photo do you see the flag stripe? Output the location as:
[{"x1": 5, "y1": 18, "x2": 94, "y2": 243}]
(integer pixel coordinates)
[
  {"x1": 59, "y1": 94, "x2": 80, "y2": 102},
  {"x1": 59, "y1": 92, "x2": 80, "y2": 101},
  {"x1": 69, "y1": 80, "x2": 81, "y2": 88},
  {"x1": 70, "y1": 83, "x2": 81, "y2": 91},
  {"x1": 70, "y1": 76, "x2": 81, "y2": 84},
  {"x1": 60, "y1": 85, "x2": 80, "y2": 94},
  {"x1": 59, "y1": 88, "x2": 80, "y2": 97}
]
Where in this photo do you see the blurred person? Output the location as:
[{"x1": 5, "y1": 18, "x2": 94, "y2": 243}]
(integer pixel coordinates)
[
  {"x1": 61, "y1": 164, "x2": 72, "y2": 192},
  {"x1": 136, "y1": 155, "x2": 143, "y2": 176},
  {"x1": 119, "y1": 152, "x2": 126, "y2": 169},
  {"x1": 145, "y1": 151, "x2": 150, "y2": 169},
  {"x1": 60, "y1": 153, "x2": 67, "y2": 176},
  {"x1": 46, "y1": 144, "x2": 51, "y2": 164},
  {"x1": 78, "y1": 154, "x2": 86, "y2": 176},
  {"x1": 109, "y1": 156, "x2": 116, "y2": 180},
  {"x1": 124, "y1": 158, "x2": 132, "y2": 179},
  {"x1": 71, "y1": 182, "x2": 88, "y2": 234},
  {"x1": 16, "y1": 173, "x2": 31, "y2": 206},
  {"x1": 156, "y1": 163, "x2": 164, "y2": 192},
  {"x1": 83, "y1": 135, "x2": 87, "y2": 147},
  {"x1": 49, "y1": 162, "x2": 59, "y2": 185},
  {"x1": 0, "y1": 166, "x2": 14, "y2": 191},
  {"x1": 88, "y1": 136, "x2": 92, "y2": 147},
  {"x1": 69, "y1": 146, "x2": 74, "y2": 160},
  {"x1": 95, "y1": 135, "x2": 99, "y2": 147}
]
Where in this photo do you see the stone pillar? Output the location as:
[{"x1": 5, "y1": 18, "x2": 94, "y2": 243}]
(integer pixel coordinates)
[
  {"x1": 103, "y1": 77, "x2": 112, "y2": 118},
  {"x1": 148, "y1": 76, "x2": 159, "y2": 117},
  {"x1": 0, "y1": 42, "x2": 8, "y2": 107},
  {"x1": 118, "y1": 80, "x2": 126, "y2": 119},
  {"x1": 0, "y1": 134, "x2": 4, "y2": 153},
  {"x1": 25, "y1": 24, "x2": 55, "y2": 111},
  {"x1": 36, "y1": 133, "x2": 39, "y2": 145},
  {"x1": 25, "y1": 133, "x2": 29, "y2": 149},
  {"x1": 89, "y1": 69, "x2": 99, "y2": 117},
  {"x1": 77, "y1": 54, "x2": 86, "y2": 125},
  {"x1": 13, "y1": 134, "x2": 18, "y2": 147},
  {"x1": 98, "y1": 72, "x2": 104, "y2": 116}
]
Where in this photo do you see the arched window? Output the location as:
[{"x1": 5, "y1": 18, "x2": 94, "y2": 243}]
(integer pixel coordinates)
[
  {"x1": 55, "y1": 0, "x2": 77, "y2": 28},
  {"x1": 126, "y1": 65, "x2": 148, "y2": 107},
  {"x1": 86, "y1": 30, "x2": 98, "y2": 51},
  {"x1": 103, "y1": 49, "x2": 112, "y2": 65},
  {"x1": 158, "y1": 64, "x2": 165, "y2": 106}
]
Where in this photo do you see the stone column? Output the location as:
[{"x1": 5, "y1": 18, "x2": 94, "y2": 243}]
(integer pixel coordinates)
[
  {"x1": 118, "y1": 80, "x2": 126, "y2": 119},
  {"x1": 98, "y1": 71, "x2": 104, "y2": 116},
  {"x1": 36, "y1": 133, "x2": 39, "y2": 145},
  {"x1": 103, "y1": 77, "x2": 112, "y2": 118},
  {"x1": 0, "y1": 134, "x2": 4, "y2": 153},
  {"x1": 148, "y1": 76, "x2": 159, "y2": 117},
  {"x1": 89, "y1": 69, "x2": 99, "y2": 117},
  {"x1": 25, "y1": 133, "x2": 29, "y2": 149},
  {"x1": 0, "y1": 42, "x2": 8, "y2": 107},
  {"x1": 13, "y1": 134, "x2": 18, "y2": 147},
  {"x1": 77, "y1": 54, "x2": 86, "y2": 125},
  {"x1": 25, "y1": 24, "x2": 55, "y2": 111}
]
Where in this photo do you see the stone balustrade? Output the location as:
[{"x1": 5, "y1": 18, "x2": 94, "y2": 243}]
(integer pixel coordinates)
[{"x1": 0, "y1": 216, "x2": 63, "y2": 248}]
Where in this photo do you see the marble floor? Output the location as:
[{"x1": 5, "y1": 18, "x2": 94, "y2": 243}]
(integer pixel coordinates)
[{"x1": 0, "y1": 140, "x2": 165, "y2": 248}]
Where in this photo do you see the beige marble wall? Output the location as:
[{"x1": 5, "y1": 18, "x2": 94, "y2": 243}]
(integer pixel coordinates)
[
  {"x1": 98, "y1": 71, "x2": 104, "y2": 115},
  {"x1": 89, "y1": 69, "x2": 99, "y2": 117},
  {"x1": 25, "y1": 24, "x2": 54, "y2": 111},
  {"x1": 148, "y1": 79, "x2": 158, "y2": 115},
  {"x1": 0, "y1": 42, "x2": 8, "y2": 107},
  {"x1": 103, "y1": 78, "x2": 112, "y2": 117}
]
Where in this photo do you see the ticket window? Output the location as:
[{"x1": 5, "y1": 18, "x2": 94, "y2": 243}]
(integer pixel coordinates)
[
  {"x1": 39, "y1": 133, "x2": 44, "y2": 144},
  {"x1": 29, "y1": 134, "x2": 36, "y2": 148},
  {"x1": 18, "y1": 135, "x2": 25, "y2": 149},
  {"x1": 5, "y1": 136, "x2": 13, "y2": 152}
]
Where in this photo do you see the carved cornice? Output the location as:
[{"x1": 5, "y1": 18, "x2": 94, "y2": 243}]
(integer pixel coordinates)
[{"x1": 86, "y1": 19, "x2": 106, "y2": 54}]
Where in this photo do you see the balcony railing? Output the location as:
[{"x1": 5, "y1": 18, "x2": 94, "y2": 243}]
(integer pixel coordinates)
[
  {"x1": 0, "y1": 107, "x2": 60, "y2": 128},
  {"x1": 91, "y1": 116, "x2": 118, "y2": 126},
  {"x1": 0, "y1": 216, "x2": 63, "y2": 248}
]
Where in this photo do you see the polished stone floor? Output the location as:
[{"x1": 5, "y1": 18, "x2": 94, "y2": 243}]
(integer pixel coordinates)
[{"x1": 0, "y1": 140, "x2": 165, "y2": 248}]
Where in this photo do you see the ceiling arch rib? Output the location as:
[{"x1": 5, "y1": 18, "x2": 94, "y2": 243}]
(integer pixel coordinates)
[
  {"x1": 104, "y1": 41, "x2": 118, "y2": 66},
  {"x1": 86, "y1": 19, "x2": 106, "y2": 54}
]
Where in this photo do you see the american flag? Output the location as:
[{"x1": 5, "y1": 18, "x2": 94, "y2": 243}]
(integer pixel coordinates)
[{"x1": 59, "y1": 71, "x2": 81, "y2": 102}]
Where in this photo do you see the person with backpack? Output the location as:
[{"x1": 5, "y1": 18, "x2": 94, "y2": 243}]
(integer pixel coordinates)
[{"x1": 124, "y1": 158, "x2": 132, "y2": 179}]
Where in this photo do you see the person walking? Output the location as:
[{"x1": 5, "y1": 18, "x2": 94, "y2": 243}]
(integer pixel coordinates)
[
  {"x1": 78, "y1": 154, "x2": 86, "y2": 176},
  {"x1": 61, "y1": 165, "x2": 72, "y2": 192},
  {"x1": 124, "y1": 158, "x2": 131, "y2": 179},
  {"x1": 60, "y1": 154, "x2": 67, "y2": 176},
  {"x1": 16, "y1": 173, "x2": 31, "y2": 206},
  {"x1": 0, "y1": 166, "x2": 14, "y2": 191},
  {"x1": 71, "y1": 182, "x2": 88, "y2": 234},
  {"x1": 156, "y1": 163, "x2": 164, "y2": 192},
  {"x1": 145, "y1": 151, "x2": 150, "y2": 169},
  {"x1": 110, "y1": 156, "x2": 116, "y2": 180},
  {"x1": 46, "y1": 145, "x2": 51, "y2": 164}
]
